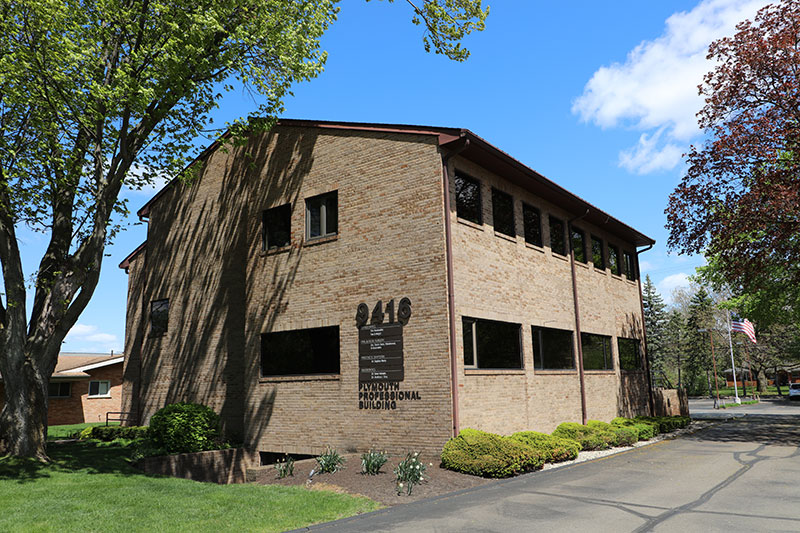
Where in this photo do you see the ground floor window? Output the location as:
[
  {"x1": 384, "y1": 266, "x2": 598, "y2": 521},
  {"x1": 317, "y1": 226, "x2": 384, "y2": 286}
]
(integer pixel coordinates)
[
  {"x1": 532, "y1": 326, "x2": 575, "y2": 370},
  {"x1": 48, "y1": 382, "x2": 71, "y2": 398},
  {"x1": 618, "y1": 338, "x2": 641, "y2": 370},
  {"x1": 582, "y1": 333, "x2": 613, "y2": 370},
  {"x1": 88, "y1": 380, "x2": 111, "y2": 397},
  {"x1": 462, "y1": 317, "x2": 522, "y2": 369},
  {"x1": 261, "y1": 326, "x2": 340, "y2": 377}
]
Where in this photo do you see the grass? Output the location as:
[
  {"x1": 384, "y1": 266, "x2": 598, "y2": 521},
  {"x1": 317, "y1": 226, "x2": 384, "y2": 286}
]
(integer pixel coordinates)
[
  {"x1": 47, "y1": 422, "x2": 119, "y2": 441},
  {"x1": 0, "y1": 441, "x2": 379, "y2": 532},
  {"x1": 713, "y1": 385, "x2": 794, "y2": 397},
  {"x1": 719, "y1": 399, "x2": 760, "y2": 409}
]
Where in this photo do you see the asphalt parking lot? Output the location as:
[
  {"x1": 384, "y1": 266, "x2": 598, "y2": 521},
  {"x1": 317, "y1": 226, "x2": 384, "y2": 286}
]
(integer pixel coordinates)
[{"x1": 306, "y1": 407, "x2": 800, "y2": 532}]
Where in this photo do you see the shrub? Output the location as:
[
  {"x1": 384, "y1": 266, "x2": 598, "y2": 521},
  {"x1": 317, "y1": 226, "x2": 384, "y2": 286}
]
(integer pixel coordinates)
[
  {"x1": 361, "y1": 449, "x2": 388, "y2": 475},
  {"x1": 275, "y1": 455, "x2": 294, "y2": 479},
  {"x1": 630, "y1": 423, "x2": 656, "y2": 440},
  {"x1": 148, "y1": 402, "x2": 222, "y2": 454},
  {"x1": 394, "y1": 452, "x2": 427, "y2": 495},
  {"x1": 634, "y1": 415, "x2": 689, "y2": 434},
  {"x1": 316, "y1": 446, "x2": 345, "y2": 474},
  {"x1": 510, "y1": 431, "x2": 580, "y2": 463},
  {"x1": 85, "y1": 426, "x2": 149, "y2": 442},
  {"x1": 551, "y1": 422, "x2": 615, "y2": 451},
  {"x1": 440, "y1": 428, "x2": 544, "y2": 478},
  {"x1": 612, "y1": 426, "x2": 638, "y2": 446}
]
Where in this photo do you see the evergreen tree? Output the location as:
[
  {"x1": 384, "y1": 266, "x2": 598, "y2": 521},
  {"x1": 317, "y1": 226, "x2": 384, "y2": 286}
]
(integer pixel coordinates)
[
  {"x1": 642, "y1": 275, "x2": 667, "y2": 387},
  {"x1": 662, "y1": 309, "x2": 686, "y2": 389},
  {"x1": 685, "y1": 287, "x2": 714, "y2": 395}
]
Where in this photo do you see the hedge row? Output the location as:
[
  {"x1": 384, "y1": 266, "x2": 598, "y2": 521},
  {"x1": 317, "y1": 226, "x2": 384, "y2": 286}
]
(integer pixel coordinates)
[
  {"x1": 441, "y1": 415, "x2": 691, "y2": 478},
  {"x1": 78, "y1": 425, "x2": 149, "y2": 441}
]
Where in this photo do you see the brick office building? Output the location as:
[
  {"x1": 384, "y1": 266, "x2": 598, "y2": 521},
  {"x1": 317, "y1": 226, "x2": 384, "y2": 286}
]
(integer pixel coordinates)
[{"x1": 120, "y1": 119, "x2": 655, "y2": 456}]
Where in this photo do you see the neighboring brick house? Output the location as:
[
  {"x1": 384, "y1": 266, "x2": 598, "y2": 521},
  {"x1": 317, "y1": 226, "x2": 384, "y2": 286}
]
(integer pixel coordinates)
[
  {"x1": 120, "y1": 119, "x2": 655, "y2": 456},
  {"x1": 0, "y1": 353, "x2": 123, "y2": 426}
]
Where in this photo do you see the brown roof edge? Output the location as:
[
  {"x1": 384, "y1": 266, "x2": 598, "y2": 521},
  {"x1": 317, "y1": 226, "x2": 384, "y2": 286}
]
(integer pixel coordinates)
[{"x1": 119, "y1": 240, "x2": 147, "y2": 270}]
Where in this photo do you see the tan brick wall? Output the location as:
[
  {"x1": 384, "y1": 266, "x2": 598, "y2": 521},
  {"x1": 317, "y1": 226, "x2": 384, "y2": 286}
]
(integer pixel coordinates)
[
  {"x1": 32, "y1": 364, "x2": 124, "y2": 426},
  {"x1": 125, "y1": 126, "x2": 454, "y2": 454},
  {"x1": 447, "y1": 156, "x2": 650, "y2": 435}
]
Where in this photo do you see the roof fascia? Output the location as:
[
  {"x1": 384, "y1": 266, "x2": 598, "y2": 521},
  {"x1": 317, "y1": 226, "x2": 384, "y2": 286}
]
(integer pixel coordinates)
[{"x1": 57, "y1": 356, "x2": 124, "y2": 374}]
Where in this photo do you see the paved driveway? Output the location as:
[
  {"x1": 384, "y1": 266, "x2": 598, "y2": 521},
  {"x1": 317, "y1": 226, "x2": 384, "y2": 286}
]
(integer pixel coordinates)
[{"x1": 305, "y1": 416, "x2": 800, "y2": 532}]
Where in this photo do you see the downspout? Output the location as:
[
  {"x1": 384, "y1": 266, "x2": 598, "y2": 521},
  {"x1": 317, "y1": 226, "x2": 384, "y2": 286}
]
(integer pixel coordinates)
[
  {"x1": 441, "y1": 138, "x2": 469, "y2": 437},
  {"x1": 569, "y1": 209, "x2": 590, "y2": 424},
  {"x1": 636, "y1": 243, "x2": 656, "y2": 416}
]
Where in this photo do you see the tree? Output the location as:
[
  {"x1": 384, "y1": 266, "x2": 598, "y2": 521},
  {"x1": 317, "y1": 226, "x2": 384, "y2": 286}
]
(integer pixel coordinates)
[
  {"x1": 661, "y1": 309, "x2": 686, "y2": 389},
  {"x1": 0, "y1": 0, "x2": 489, "y2": 459},
  {"x1": 642, "y1": 275, "x2": 668, "y2": 386},
  {"x1": 666, "y1": 0, "x2": 800, "y2": 301},
  {"x1": 684, "y1": 287, "x2": 714, "y2": 395}
]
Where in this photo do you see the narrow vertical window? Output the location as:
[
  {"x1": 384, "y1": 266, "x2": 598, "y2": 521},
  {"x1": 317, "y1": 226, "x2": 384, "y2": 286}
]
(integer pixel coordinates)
[
  {"x1": 570, "y1": 227, "x2": 586, "y2": 263},
  {"x1": 549, "y1": 216, "x2": 566, "y2": 256},
  {"x1": 623, "y1": 251, "x2": 637, "y2": 281},
  {"x1": 591, "y1": 236, "x2": 604, "y2": 270},
  {"x1": 491, "y1": 188, "x2": 515, "y2": 237},
  {"x1": 150, "y1": 299, "x2": 169, "y2": 336},
  {"x1": 305, "y1": 191, "x2": 338, "y2": 240},
  {"x1": 462, "y1": 318, "x2": 476, "y2": 367},
  {"x1": 608, "y1": 245, "x2": 621, "y2": 275},
  {"x1": 522, "y1": 203, "x2": 542, "y2": 247},
  {"x1": 454, "y1": 172, "x2": 482, "y2": 224},
  {"x1": 618, "y1": 338, "x2": 641, "y2": 370},
  {"x1": 262, "y1": 204, "x2": 291, "y2": 250}
]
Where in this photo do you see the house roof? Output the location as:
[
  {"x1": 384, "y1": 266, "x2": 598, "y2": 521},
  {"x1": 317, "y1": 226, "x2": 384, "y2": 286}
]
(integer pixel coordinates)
[
  {"x1": 0, "y1": 353, "x2": 124, "y2": 382},
  {"x1": 121, "y1": 119, "x2": 655, "y2": 269}
]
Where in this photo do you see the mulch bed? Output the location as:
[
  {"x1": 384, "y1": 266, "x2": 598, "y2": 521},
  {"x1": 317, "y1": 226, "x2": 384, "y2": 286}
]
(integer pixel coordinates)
[{"x1": 253, "y1": 453, "x2": 493, "y2": 506}]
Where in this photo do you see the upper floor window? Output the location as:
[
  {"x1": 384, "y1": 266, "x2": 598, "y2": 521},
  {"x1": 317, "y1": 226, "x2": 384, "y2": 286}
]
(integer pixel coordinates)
[
  {"x1": 532, "y1": 326, "x2": 575, "y2": 370},
  {"x1": 623, "y1": 251, "x2": 637, "y2": 281},
  {"x1": 591, "y1": 236, "x2": 604, "y2": 270},
  {"x1": 263, "y1": 204, "x2": 291, "y2": 250},
  {"x1": 48, "y1": 382, "x2": 71, "y2": 398},
  {"x1": 618, "y1": 338, "x2": 641, "y2": 371},
  {"x1": 608, "y1": 244, "x2": 621, "y2": 276},
  {"x1": 570, "y1": 227, "x2": 587, "y2": 263},
  {"x1": 150, "y1": 299, "x2": 169, "y2": 336},
  {"x1": 463, "y1": 317, "x2": 522, "y2": 369},
  {"x1": 522, "y1": 203, "x2": 542, "y2": 247},
  {"x1": 455, "y1": 172, "x2": 482, "y2": 224},
  {"x1": 581, "y1": 332, "x2": 613, "y2": 370},
  {"x1": 549, "y1": 216, "x2": 567, "y2": 256},
  {"x1": 491, "y1": 188, "x2": 515, "y2": 237},
  {"x1": 261, "y1": 326, "x2": 340, "y2": 377},
  {"x1": 306, "y1": 191, "x2": 338, "y2": 240}
]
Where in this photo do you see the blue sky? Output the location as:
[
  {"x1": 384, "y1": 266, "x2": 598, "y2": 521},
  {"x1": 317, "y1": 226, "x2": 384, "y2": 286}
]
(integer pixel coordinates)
[{"x1": 21, "y1": 0, "x2": 771, "y2": 353}]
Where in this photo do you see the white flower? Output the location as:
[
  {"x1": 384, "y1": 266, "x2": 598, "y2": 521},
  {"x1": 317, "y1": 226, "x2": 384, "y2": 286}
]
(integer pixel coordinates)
[{"x1": 398, "y1": 483, "x2": 403, "y2": 487}]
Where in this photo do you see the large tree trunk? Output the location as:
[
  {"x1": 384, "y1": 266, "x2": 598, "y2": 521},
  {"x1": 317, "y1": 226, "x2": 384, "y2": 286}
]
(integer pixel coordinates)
[{"x1": 756, "y1": 368, "x2": 768, "y2": 393}]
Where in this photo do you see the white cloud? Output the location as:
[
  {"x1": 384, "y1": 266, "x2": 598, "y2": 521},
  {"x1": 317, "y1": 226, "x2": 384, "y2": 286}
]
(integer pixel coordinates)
[
  {"x1": 573, "y1": 0, "x2": 770, "y2": 174},
  {"x1": 657, "y1": 272, "x2": 691, "y2": 298},
  {"x1": 122, "y1": 162, "x2": 170, "y2": 196},
  {"x1": 64, "y1": 323, "x2": 121, "y2": 353}
]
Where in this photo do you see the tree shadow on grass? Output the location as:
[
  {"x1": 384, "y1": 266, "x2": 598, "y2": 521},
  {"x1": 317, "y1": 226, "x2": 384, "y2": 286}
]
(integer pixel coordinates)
[{"x1": 0, "y1": 440, "x2": 147, "y2": 484}]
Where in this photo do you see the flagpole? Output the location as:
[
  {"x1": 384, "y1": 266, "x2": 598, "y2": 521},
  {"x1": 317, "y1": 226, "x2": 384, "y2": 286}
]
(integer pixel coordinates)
[{"x1": 727, "y1": 310, "x2": 741, "y2": 404}]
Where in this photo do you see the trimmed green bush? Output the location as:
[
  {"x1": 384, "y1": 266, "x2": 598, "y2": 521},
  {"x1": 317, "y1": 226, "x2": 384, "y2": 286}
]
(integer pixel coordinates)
[
  {"x1": 551, "y1": 422, "x2": 615, "y2": 451},
  {"x1": 148, "y1": 402, "x2": 222, "y2": 454},
  {"x1": 441, "y1": 428, "x2": 545, "y2": 478},
  {"x1": 510, "y1": 431, "x2": 580, "y2": 463},
  {"x1": 83, "y1": 425, "x2": 148, "y2": 442},
  {"x1": 634, "y1": 415, "x2": 690, "y2": 434},
  {"x1": 612, "y1": 426, "x2": 638, "y2": 446},
  {"x1": 630, "y1": 423, "x2": 656, "y2": 440}
]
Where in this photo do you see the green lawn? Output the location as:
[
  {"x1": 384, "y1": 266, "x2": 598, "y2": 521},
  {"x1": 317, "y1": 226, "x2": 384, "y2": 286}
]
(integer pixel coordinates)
[
  {"x1": 713, "y1": 385, "x2": 789, "y2": 397},
  {"x1": 47, "y1": 422, "x2": 119, "y2": 441},
  {"x1": 0, "y1": 441, "x2": 379, "y2": 532}
]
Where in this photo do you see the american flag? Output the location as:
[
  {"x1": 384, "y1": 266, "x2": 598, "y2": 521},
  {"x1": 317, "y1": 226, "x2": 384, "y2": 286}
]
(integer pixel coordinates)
[{"x1": 731, "y1": 317, "x2": 757, "y2": 344}]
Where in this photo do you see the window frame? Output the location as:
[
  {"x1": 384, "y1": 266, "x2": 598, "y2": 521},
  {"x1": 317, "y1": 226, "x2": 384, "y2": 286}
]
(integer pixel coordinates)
[
  {"x1": 549, "y1": 216, "x2": 567, "y2": 256},
  {"x1": 591, "y1": 235, "x2": 605, "y2": 270},
  {"x1": 262, "y1": 203, "x2": 292, "y2": 251},
  {"x1": 570, "y1": 226, "x2": 587, "y2": 263},
  {"x1": 88, "y1": 380, "x2": 111, "y2": 398},
  {"x1": 305, "y1": 191, "x2": 338, "y2": 241},
  {"x1": 454, "y1": 172, "x2": 483, "y2": 225},
  {"x1": 491, "y1": 187, "x2": 515, "y2": 238},
  {"x1": 618, "y1": 337, "x2": 642, "y2": 371},
  {"x1": 623, "y1": 250, "x2": 637, "y2": 281},
  {"x1": 581, "y1": 332, "x2": 614, "y2": 371},
  {"x1": 150, "y1": 299, "x2": 169, "y2": 336},
  {"x1": 462, "y1": 317, "x2": 523, "y2": 370},
  {"x1": 532, "y1": 325, "x2": 576, "y2": 370},
  {"x1": 261, "y1": 325, "x2": 341, "y2": 378},
  {"x1": 608, "y1": 244, "x2": 621, "y2": 276},
  {"x1": 48, "y1": 382, "x2": 71, "y2": 398},
  {"x1": 522, "y1": 203, "x2": 543, "y2": 247}
]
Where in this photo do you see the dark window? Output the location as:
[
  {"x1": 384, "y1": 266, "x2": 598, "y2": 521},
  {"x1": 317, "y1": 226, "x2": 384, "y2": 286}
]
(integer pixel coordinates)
[
  {"x1": 618, "y1": 338, "x2": 641, "y2": 370},
  {"x1": 261, "y1": 326, "x2": 340, "y2": 377},
  {"x1": 591, "y1": 236, "x2": 604, "y2": 270},
  {"x1": 462, "y1": 317, "x2": 522, "y2": 369},
  {"x1": 48, "y1": 382, "x2": 71, "y2": 398},
  {"x1": 608, "y1": 245, "x2": 621, "y2": 275},
  {"x1": 263, "y1": 204, "x2": 291, "y2": 250},
  {"x1": 454, "y1": 172, "x2": 482, "y2": 224},
  {"x1": 582, "y1": 333, "x2": 613, "y2": 370},
  {"x1": 623, "y1": 251, "x2": 637, "y2": 281},
  {"x1": 491, "y1": 188, "x2": 515, "y2": 237},
  {"x1": 150, "y1": 299, "x2": 169, "y2": 336},
  {"x1": 88, "y1": 380, "x2": 111, "y2": 397},
  {"x1": 522, "y1": 203, "x2": 542, "y2": 247},
  {"x1": 532, "y1": 326, "x2": 575, "y2": 370},
  {"x1": 570, "y1": 227, "x2": 587, "y2": 263},
  {"x1": 549, "y1": 216, "x2": 566, "y2": 256},
  {"x1": 306, "y1": 191, "x2": 338, "y2": 240}
]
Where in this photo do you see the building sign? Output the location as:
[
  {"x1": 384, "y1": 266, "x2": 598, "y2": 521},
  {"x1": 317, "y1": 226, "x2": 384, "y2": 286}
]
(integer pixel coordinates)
[{"x1": 357, "y1": 298, "x2": 412, "y2": 385}]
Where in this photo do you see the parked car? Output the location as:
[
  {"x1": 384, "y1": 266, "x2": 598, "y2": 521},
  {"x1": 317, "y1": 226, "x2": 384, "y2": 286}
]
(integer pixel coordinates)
[{"x1": 789, "y1": 383, "x2": 800, "y2": 401}]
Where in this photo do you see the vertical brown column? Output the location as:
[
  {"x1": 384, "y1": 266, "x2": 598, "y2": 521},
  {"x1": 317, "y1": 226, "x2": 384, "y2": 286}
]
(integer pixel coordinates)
[{"x1": 568, "y1": 211, "x2": 589, "y2": 425}]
